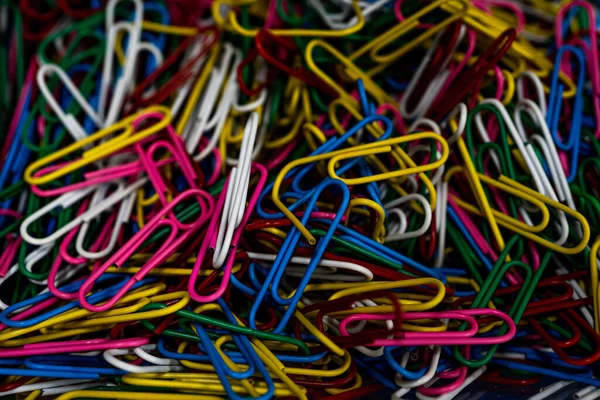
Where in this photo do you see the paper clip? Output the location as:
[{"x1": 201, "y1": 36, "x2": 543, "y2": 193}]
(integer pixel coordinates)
[
  {"x1": 555, "y1": 0, "x2": 600, "y2": 139},
  {"x1": 23, "y1": 105, "x2": 171, "y2": 186},
  {"x1": 77, "y1": 189, "x2": 213, "y2": 312},
  {"x1": 516, "y1": 70, "x2": 547, "y2": 116},
  {"x1": 0, "y1": 275, "x2": 149, "y2": 328},
  {"x1": 98, "y1": 0, "x2": 143, "y2": 124},
  {"x1": 182, "y1": 43, "x2": 238, "y2": 159},
  {"x1": 0, "y1": 338, "x2": 150, "y2": 358},
  {"x1": 20, "y1": 179, "x2": 146, "y2": 246},
  {"x1": 272, "y1": 132, "x2": 448, "y2": 244},
  {"x1": 213, "y1": 0, "x2": 364, "y2": 37},
  {"x1": 134, "y1": 114, "x2": 202, "y2": 217},
  {"x1": 546, "y1": 45, "x2": 586, "y2": 183},
  {"x1": 339, "y1": 308, "x2": 516, "y2": 346},
  {"x1": 254, "y1": 29, "x2": 337, "y2": 97},
  {"x1": 19, "y1": 0, "x2": 60, "y2": 42},
  {"x1": 305, "y1": 39, "x2": 394, "y2": 106},
  {"x1": 249, "y1": 179, "x2": 350, "y2": 333},
  {"x1": 478, "y1": 98, "x2": 554, "y2": 199},
  {"x1": 2, "y1": 0, "x2": 600, "y2": 397},
  {"x1": 186, "y1": 322, "x2": 276, "y2": 399},
  {"x1": 129, "y1": 25, "x2": 220, "y2": 107},
  {"x1": 399, "y1": 22, "x2": 463, "y2": 119},
  {"x1": 211, "y1": 113, "x2": 259, "y2": 268},
  {"x1": 37, "y1": 63, "x2": 104, "y2": 141},
  {"x1": 514, "y1": 98, "x2": 576, "y2": 209},
  {"x1": 429, "y1": 28, "x2": 517, "y2": 120},
  {"x1": 384, "y1": 193, "x2": 432, "y2": 242},
  {"x1": 188, "y1": 114, "x2": 266, "y2": 302},
  {"x1": 103, "y1": 344, "x2": 184, "y2": 373},
  {"x1": 348, "y1": 0, "x2": 469, "y2": 76}
]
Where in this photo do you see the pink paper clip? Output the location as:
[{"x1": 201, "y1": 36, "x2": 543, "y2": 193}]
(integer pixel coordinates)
[
  {"x1": 0, "y1": 338, "x2": 149, "y2": 358},
  {"x1": 0, "y1": 209, "x2": 22, "y2": 277},
  {"x1": 338, "y1": 309, "x2": 516, "y2": 346},
  {"x1": 0, "y1": 237, "x2": 20, "y2": 277},
  {"x1": 29, "y1": 151, "x2": 159, "y2": 197},
  {"x1": 77, "y1": 188, "x2": 214, "y2": 312},
  {"x1": 201, "y1": 137, "x2": 223, "y2": 186},
  {"x1": 135, "y1": 117, "x2": 203, "y2": 229}
]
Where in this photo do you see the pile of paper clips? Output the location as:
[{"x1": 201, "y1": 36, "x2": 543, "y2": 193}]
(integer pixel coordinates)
[{"x1": 4, "y1": 0, "x2": 600, "y2": 399}]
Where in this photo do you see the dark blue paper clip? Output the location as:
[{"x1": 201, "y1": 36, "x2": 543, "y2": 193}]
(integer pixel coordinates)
[
  {"x1": 250, "y1": 179, "x2": 350, "y2": 333},
  {"x1": 0, "y1": 275, "x2": 158, "y2": 328},
  {"x1": 547, "y1": 45, "x2": 586, "y2": 183}
]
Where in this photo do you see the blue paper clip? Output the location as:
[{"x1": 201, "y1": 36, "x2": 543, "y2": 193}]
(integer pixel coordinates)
[
  {"x1": 547, "y1": 45, "x2": 585, "y2": 183},
  {"x1": 0, "y1": 275, "x2": 158, "y2": 328},
  {"x1": 250, "y1": 179, "x2": 350, "y2": 333}
]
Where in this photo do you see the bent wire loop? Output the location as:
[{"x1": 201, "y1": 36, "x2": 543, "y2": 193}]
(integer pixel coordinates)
[{"x1": 77, "y1": 189, "x2": 213, "y2": 312}]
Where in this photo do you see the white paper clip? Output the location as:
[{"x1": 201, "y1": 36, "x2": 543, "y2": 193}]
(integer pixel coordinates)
[
  {"x1": 384, "y1": 193, "x2": 432, "y2": 242},
  {"x1": 20, "y1": 178, "x2": 147, "y2": 246},
  {"x1": 98, "y1": 0, "x2": 143, "y2": 124},
  {"x1": 37, "y1": 63, "x2": 104, "y2": 141},
  {"x1": 184, "y1": 44, "x2": 240, "y2": 161},
  {"x1": 103, "y1": 344, "x2": 183, "y2": 373},
  {"x1": 212, "y1": 112, "x2": 259, "y2": 268}
]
